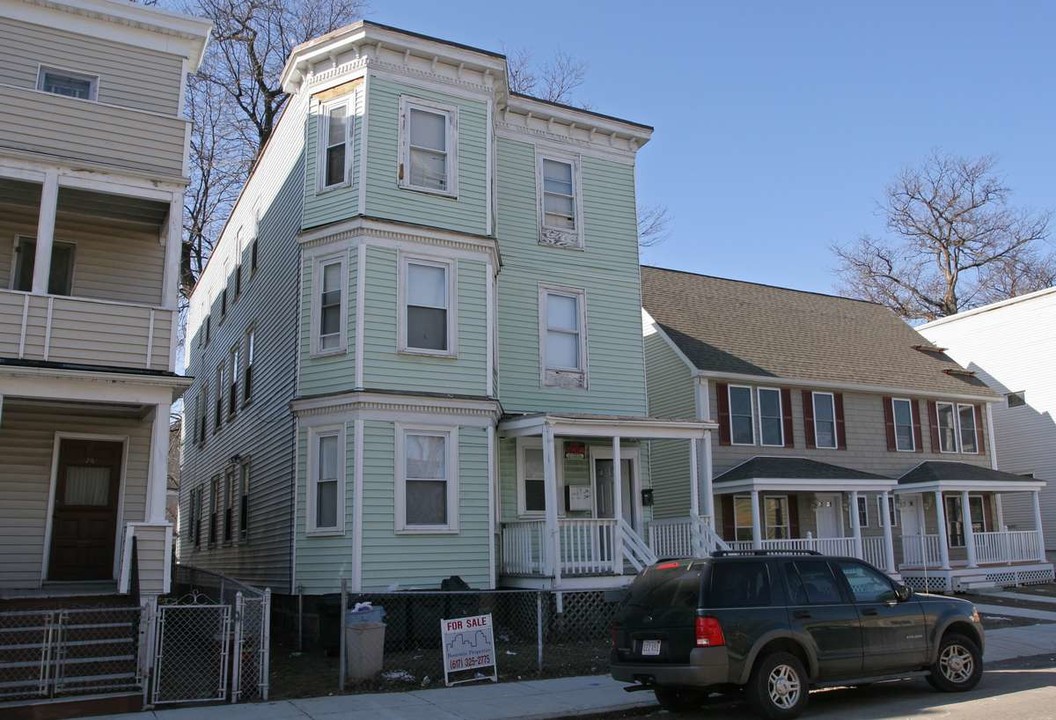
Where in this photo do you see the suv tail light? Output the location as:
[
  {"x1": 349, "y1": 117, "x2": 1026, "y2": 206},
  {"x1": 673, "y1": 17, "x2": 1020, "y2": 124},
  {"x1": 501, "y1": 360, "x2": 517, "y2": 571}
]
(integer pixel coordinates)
[{"x1": 695, "y1": 616, "x2": 725, "y2": 647}]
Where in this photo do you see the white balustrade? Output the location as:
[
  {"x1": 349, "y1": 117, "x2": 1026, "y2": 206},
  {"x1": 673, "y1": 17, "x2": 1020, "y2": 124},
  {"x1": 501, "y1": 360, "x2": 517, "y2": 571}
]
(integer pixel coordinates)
[
  {"x1": 560, "y1": 519, "x2": 616, "y2": 575},
  {"x1": 500, "y1": 520, "x2": 545, "y2": 575}
]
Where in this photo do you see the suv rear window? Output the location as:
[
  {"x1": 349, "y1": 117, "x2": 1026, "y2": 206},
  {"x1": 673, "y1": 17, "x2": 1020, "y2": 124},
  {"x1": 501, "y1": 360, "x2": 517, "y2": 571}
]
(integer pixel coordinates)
[
  {"x1": 709, "y1": 561, "x2": 772, "y2": 607},
  {"x1": 628, "y1": 561, "x2": 703, "y2": 610}
]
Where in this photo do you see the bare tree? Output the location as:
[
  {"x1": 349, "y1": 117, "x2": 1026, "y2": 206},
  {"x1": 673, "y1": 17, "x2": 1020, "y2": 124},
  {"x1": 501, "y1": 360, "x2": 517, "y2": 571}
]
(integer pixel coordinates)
[
  {"x1": 637, "y1": 203, "x2": 671, "y2": 248},
  {"x1": 833, "y1": 152, "x2": 1053, "y2": 320},
  {"x1": 505, "y1": 47, "x2": 587, "y2": 105}
]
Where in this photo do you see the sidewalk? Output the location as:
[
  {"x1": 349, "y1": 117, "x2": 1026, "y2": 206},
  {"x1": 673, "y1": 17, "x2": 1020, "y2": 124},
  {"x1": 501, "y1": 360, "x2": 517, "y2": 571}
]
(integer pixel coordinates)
[{"x1": 88, "y1": 615, "x2": 1056, "y2": 720}]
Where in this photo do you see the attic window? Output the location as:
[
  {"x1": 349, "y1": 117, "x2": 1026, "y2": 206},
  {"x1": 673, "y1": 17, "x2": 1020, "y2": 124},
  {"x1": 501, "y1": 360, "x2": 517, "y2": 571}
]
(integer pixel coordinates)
[
  {"x1": 1006, "y1": 391, "x2": 1026, "y2": 408},
  {"x1": 942, "y1": 368, "x2": 976, "y2": 378},
  {"x1": 38, "y1": 67, "x2": 98, "y2": 101}
]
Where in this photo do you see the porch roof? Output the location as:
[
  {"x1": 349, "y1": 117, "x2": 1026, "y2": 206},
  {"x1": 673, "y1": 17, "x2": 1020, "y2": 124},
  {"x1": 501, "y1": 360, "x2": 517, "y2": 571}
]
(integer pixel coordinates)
[
  {"x1": 498, "y1": 413, "x2": 716, "y2": 439},
  {"x1": 712, "y1": 456, "x2": 896, "y2": 493},
  {"x1": 896, "y1": 461, "x2": 1046, "y2": 492}
]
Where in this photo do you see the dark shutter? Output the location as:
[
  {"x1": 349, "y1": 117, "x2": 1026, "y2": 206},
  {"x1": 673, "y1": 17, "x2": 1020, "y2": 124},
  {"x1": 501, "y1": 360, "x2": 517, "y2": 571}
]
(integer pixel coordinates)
[
  {"x1": 716, "y1": 382, "x2": 731, "y2": 446},
  {"x1": 802, "y1": 390, "x2": 816, "y2": 449},
  {"x1": 927, "y1": 400, "x2": 940, "y2": 452},
  {"x1": 974, "y1": 405, "x2": 986, "y2": 455},
  {"x1": 913, "y1": 400, "x2": 924, "y2": 453},
  {"x1": 834, "y1": 393, "x2": 847, "y2": 450},
  {"x1": 721, "y1": 495, "x2": 735, "y2": 541},
  {"x1": 788, "y1": 495, "x2": 800, "y2": 538},
  {"x1": 882, "y1": 396, "x2": 896, "y2": 451},
  {"x1": 781, "y1": 388, "x2": 794, "y2": 448}
]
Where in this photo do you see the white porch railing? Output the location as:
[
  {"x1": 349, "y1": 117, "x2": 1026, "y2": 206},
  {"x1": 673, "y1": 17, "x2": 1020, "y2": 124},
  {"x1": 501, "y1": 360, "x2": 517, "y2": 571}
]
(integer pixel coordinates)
[
  {"x1": 501, "y1": 519, "x2": 657, "y2": 577},
  {"x1": 727, "y1": 535, "x2": 858, "y2": 556},
  {"x1": 500, "y1": 520, "x2": 546, "y2": 575},
  {"x1": 646, "y1": 516, "x2": 730, "y2": 559},
  {"x1": 862, "y1": 536, "x2": 886, "y2": 569},
  {"x1": 560, "y1": 519, "x2": 616, "y2": 575},
  {"x1": 974, "y1": 530, "x2": 1042, "y2": 565},
  {"x1": 901, "y1": 534, "x2": 943, "y2": 567}
]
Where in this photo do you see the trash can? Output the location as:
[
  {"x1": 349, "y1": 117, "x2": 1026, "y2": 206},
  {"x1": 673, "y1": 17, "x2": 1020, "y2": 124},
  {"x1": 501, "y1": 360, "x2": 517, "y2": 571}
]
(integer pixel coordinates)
[{"x1": 345, "y1": 605, "x2": 386, "y2": 681}]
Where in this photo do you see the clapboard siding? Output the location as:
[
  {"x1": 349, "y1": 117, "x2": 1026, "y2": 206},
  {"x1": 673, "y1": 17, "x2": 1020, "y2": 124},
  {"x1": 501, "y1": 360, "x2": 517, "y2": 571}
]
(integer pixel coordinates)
[
  {"x1": 920, "y1": 292, "x2": 1056, "y2": 549},
  {"x1": 180, "y1": 95, "x2": 308, "y2": 593},
  {"x1": 363, "y1": 78, "x2": 488, "y2": 236},
  {"x1": 495, "y1": 137, "x2": 646, "y2": 415},
  {"x1": 301, "y1": 84, "x2": 363, "y2": 229},
  {"x1": 0, "y1": 404, "x2": 151, "y2": 588},
  {"x1": 297, "y1": 245, "x2": 358, "y2": 397},
  {"x1": 132, "y1": 525, "x2": 167, "y2": 596},
  {"x1": 643, "y1": 331, "x2": 696, "y2": 519},
  {"x1": 0, "y1": 17, "x2": 183, "y2": 115}
]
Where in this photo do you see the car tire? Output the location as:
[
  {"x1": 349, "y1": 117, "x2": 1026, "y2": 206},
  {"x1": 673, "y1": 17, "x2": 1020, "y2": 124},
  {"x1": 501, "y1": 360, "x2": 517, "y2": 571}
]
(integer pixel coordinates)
[
  {"x1": 927, "y1": 633, "x2": 982, "y2": 692},
  {"x1": 653, "y1": 686, "x2": 705, "y2": 713},
  {"x1": 746, "y1": 651, "x2": 809, "y2": 720}
]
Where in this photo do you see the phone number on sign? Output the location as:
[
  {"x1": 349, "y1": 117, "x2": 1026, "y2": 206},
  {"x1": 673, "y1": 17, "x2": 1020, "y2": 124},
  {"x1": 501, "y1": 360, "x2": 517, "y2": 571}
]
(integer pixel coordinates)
[{"x1": 449, "y1": 654, "x2": 492, "y2": 670}]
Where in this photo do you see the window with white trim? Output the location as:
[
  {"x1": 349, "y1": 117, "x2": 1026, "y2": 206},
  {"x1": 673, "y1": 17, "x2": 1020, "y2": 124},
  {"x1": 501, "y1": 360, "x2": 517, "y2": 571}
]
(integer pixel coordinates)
[
  {"x1": 308, "y1": 427, "x2": 344, "y2": 533},
  {"x1": 758, "y1": 387, "x2": 784, "y2": 447},
  {"x1": 876, "y1": 495, "x2": 897, "y2": 527},
  {"x1": 764, "y1": 495, "x2": 790, "y2": 540},
  {"x1": 733, "y1": 496, "x2": 753, "y2": 542},
  {"x1": 935, "y1": 401, "x2": 979, "y2": 454},
  {"x1": 728, "y1": 385, "x2": 755, "y2": 445},
  {"x1": 958, "y1": 404, "x2": 978, "y2": 453},
  {"x1": 400, "y1": 257, "x2": 455, "y2": 354},
  {"x1": 396, "y1": 427, "x2": 458, "y2": 532},
  {"x1": 239, "y1": 460, "x2": 250, "y2": 540},
  {"x1": 319, "y1": 97, "x2": 353, "y2": 189},
  {"x1": 209, "y1": 475, "x2": 220, "y2": 545},
  {"x1": 892, "y1": 398, "x2": 915, "y2": 451},
  {"x1": 213, "y1": 364, "x2": 224, "y2": 432},
  {"x1": 13, "y1": 237, "x2": 75, "y2": 295},
  {"x1": 936, "y1": 401, "x2": 957, "y2": 453},
  {"x1": 399, "y1": 97, "x2": 457, "y2": 195},
  {"x1": 856, "y1": 496, "x2": 869, "y2": 528},
  {"x1": 223, "y1": 466, "x2": 234, "y2": 542},
  {"x1": 517, "y1": 440, "x2": 546, "y2": 515},
  {"x1": 188, "y1": 486, "x2": 200, "y2": 548},
  {"x1": 541, "y1": 287, "x2": 587, "y2": 388},
  {"x1": 312, "y1": 255, "x2": 346, "y2": 354},
  {"x1": 537, "y1": 155, "x2": 582, "y2": 248},
  {"x1": 194, "y1": 385, "x2": 207, "y2": 445},
  {"x1": 38, "y1": 67, "x2": 98, "y2": 101},
  {"x1": 243, "y1": 327, "x2": 255, "y2": 405},
  {"x1": 228, "y1": 344, "x2": 240, "y2": 418},
  {"x1": 812, "y1": 392, "x2": 837, "y2": 449}
]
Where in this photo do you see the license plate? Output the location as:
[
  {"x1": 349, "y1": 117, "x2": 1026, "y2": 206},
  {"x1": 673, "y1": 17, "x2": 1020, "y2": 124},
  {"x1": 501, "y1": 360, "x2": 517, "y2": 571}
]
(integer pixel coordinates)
[{"x1": 641, "y1": 640, "x2": 661, "y2": 656}]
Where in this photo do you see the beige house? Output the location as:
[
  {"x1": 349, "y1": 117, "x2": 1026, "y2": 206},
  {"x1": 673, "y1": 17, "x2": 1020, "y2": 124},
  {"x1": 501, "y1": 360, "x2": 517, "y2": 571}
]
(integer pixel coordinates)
[{"x1": 0, "y1": 0, "x2": 209, "y2": 605}]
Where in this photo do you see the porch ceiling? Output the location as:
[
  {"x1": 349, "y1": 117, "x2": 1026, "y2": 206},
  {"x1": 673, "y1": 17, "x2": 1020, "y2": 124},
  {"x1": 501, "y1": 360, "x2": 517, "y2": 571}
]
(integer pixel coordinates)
[
  {"x1": 713, "y1": 456, "x2": 896, "y2": 494},
  {"x1": 498, "y1": 413, "x2": 717, "y2": 439},
  {"x1": 896, "y1": 461, "x2": 1046, "y2": 492}
]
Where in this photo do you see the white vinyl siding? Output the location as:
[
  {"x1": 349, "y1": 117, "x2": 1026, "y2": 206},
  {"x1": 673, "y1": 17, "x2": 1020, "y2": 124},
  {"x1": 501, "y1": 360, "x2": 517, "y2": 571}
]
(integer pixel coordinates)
[
  {"x1": 398, "y1": 96, "x2": 457, "y2": 197},
  {"x1": 892, "y1": 398, "x2": 915, "y2": 451},
  {"x1": 395, "y1": 426, "x2": 459, "y2": 533}
]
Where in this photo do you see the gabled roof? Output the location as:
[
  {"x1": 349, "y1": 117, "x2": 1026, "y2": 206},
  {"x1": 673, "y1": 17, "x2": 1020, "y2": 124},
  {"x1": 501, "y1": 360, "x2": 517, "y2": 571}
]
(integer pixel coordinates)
[
  {"x1": 714, "y1": 457, "x2": 890, "y2": 484},
  {"x1": 898, "y1": 461, "x2": 1041, "y2": 486},
  {"x1": 641, "y1": 266, "x2": 996, "y2": 399}
]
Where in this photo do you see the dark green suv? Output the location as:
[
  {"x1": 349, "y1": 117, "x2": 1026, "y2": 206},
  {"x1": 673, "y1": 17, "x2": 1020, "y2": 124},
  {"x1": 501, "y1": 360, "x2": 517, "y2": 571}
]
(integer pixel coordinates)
[{"x1": 610, "y1": 551, "x2": 984, "y2": 718}]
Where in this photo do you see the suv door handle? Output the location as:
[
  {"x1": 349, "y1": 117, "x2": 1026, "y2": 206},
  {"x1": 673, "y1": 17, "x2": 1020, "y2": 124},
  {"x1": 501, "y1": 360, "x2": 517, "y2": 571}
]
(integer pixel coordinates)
[{"x1": 792, "y1": 610, "x2": 811, "y2": 619}]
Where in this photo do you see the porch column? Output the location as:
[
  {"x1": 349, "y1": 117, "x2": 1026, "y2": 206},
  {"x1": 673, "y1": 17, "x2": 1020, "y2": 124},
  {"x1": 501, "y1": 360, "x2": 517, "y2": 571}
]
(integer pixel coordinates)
[
  {"x1": 934, "y1": 491, "x2": 951, "y2": 570},
  {"x1": 849, "y1": 491, "x2": 863, "y2": 559},
  {"x1": 161, "y1": 195, "x2": 182, "y2": 310},
  {"x1": 750, "y1": 489, "x2": 762, "y2": 549},
  {"x1": 688, "y1": 438, "x2": 699, "y2": 517},
  {"x1": 962, "y1": 490, "x2": 978, "y2": 568},
  {"x1": 880, "y1": 491, "x2": 896, "y2": 573},
  {"x1": 1033, "y1": 490, "x2": 1047, "y2": 562},
  {"x1": 32, "y1": 170, "x2": 59, "y2": 294},
  {"x1": 995, "y1": 494, "x2": 1005, "y2": 529},
  {"x1": 146, "y1": 402, "x2": 172, "y2": 524},
  {"x1": 612, "y1": 436, "x2": 624, "y2": 574},
  {"x1": 701, "y1": 431, "x2": 715, "y2": 522},
  {"x1": 542, "y1": 423, "x2": 561, "y2": 584}
]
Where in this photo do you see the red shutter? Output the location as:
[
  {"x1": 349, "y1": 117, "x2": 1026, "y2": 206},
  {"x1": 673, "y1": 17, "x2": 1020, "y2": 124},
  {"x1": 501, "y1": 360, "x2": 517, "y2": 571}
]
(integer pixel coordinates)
[
  {"x1": 834, "y1": 393, "x2": 847, "y2": 450},
  {"x1": 721, "y1": 495, "x2": 735, "y2": 541},
  {"x1": 913, "y1": 400, "x2": 924, "y2": 453},
  {"x1": 716, "y1": 382, "x2": 731, "y2": 446},
  {"x1": 882, "y1": 396, "x2": 896, "y2": 451},
  {"x1": 802, "y1": 390, "x2": 816, "y2": 449},
  {"x1": 975, "y1": 405, "x2": 986, "y2": 455},
  {"x1": 788, "y1": 495, "x2": 800, "y2": 538},
  {"x1": 927, "y1": 400, "x2": 940, "y2": 452},
  {"x1": 781, "y1": 388, "x2": 794, "y2": 448}
]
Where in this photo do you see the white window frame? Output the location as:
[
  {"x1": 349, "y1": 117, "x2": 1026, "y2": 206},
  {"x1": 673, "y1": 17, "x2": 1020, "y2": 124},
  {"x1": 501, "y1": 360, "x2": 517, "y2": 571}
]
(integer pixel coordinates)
[
  {"x1": 536, "y1": 152, "x2": 584, "y2": 249},
  {"x1": 398, "y1": 96, "x2": 458, "y2": 197},
  {"x1": 317, "y1": 95, "x2": 354, "y2": 191},
  {"x1": 37, "y1": 65, "x2": 99, "y2": 101},
  {"x1": 243, "y1": 326, "x2": 256, "y2": 406},
  {"x1": 306, "y1": 425, "x2": 345, "y2": 535},
  {"x1": 763, "y1": 495, "x2": 790, "y2": 540},
  {"x1": 516, "y1": 438, "x2": 557, "y2": 517},
  {"x1": 539, "y1": 285, "x2": 588, "y2": 389},
  {"x1": 728, "y1": 384, "x2": 756, "y2": 446},
  {"x1": 758, "y1": 386, "x2": 785, "y2": 447},
  {"x1": 957, "y1": 403, "x2": 979, "y2": 454},
  {"x1": 891, "y1": 398, "x2": 916, "y2": 452},
  {"x1": 310, "y1": 253, "x2": 348, "y2": 356},
  {"x1": 397, "y1": 254, "x2": 458, "y2": 357},
  {"x1": 856, "y1": 496, "x2": 869, "y2": 528},
  {"x1": 876, "y1": 495, "x2": 898, "y2": 527},
  {"x1": 812, "y1": 391, "x2": 838, "y2": 449},
  {"x1": 395, "y1": 424, "x2": 459, "y2": 534},
  {"x1": 228, "y1": 344, "x2": 240, "y2": 419},
  {"x1": 733, "y1": 495, "x2": 754, "y2": 542},
  {"x1": 935, "y1": 401, "x2": 958, "y2": 453}
]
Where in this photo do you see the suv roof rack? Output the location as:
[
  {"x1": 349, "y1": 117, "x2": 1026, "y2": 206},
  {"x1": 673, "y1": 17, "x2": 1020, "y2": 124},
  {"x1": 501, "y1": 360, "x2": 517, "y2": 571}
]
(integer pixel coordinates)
[{"x1": 710, "y1": 549, "x2": 822, "y2": 557}]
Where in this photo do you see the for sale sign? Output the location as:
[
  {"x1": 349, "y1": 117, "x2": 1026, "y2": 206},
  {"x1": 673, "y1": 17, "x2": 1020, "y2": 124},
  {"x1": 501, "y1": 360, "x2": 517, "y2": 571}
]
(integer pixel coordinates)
[{"x1": 440, "y1": 613, "x2": 498, "y2": 686}]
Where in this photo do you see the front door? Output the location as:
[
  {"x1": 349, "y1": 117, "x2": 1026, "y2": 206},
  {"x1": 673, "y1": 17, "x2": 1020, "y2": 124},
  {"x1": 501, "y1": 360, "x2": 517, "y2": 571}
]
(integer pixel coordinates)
[
  {"x1": 815, "y1": 493, "x2": 843, "y2": 538},
  {"x1": 47, "y1": 439, "x2": 123, "y2": 581},
  {"x1": 594, "y1": 458, "x2": 636, "y2": 529}
]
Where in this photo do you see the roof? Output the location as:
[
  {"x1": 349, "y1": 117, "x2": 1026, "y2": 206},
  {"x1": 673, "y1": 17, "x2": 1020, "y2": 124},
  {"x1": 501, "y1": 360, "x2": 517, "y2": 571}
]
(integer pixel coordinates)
[
  {"x1": 641, "y1": 266, "x2": 997, "y2": 399},
  {"x1": 898, "y1": 461, "x2": 1041, "y2": 485},
  {"x1": 714, "y1": 457, "x2": 890, "y2": 484}
]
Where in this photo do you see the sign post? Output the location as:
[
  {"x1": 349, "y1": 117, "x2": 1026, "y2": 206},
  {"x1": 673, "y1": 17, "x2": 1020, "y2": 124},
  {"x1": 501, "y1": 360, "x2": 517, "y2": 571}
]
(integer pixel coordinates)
[{"x1": 440, "y1": 613, "x2": 498, "y2": 686}]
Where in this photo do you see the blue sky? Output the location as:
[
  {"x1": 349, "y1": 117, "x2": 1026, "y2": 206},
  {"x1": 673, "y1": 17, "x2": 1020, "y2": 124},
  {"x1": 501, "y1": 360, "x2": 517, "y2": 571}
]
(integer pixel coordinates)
[{"x1": 368, "y1": 0, "x2": 1056, "y2": 294}]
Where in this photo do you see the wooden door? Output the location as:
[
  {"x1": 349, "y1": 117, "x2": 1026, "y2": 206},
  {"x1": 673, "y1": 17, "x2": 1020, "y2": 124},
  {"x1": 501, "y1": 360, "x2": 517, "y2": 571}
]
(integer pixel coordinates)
[{"x1": 47, "y1": 439, "x2": 123, "y2": 581}]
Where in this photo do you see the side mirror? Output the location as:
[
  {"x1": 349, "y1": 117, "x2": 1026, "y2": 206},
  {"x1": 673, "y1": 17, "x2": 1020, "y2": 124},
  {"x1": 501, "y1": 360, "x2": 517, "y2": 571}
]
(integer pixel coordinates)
[{"x1": 894, "y1": 584, "x2": 912, "y2": 602}]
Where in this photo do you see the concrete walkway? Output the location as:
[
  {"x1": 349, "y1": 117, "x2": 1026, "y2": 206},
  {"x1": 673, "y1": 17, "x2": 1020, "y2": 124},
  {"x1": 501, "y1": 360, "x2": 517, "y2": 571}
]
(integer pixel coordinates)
[{"x1": 88, "y1": 613, "x2": 1056, "y2": 720}]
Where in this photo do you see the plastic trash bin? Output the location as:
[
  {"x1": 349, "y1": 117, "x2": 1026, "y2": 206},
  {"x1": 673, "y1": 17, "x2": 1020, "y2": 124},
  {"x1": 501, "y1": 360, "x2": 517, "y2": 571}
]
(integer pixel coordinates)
[{"x1": 345, "y1": 606, "x2": 386, "y2": 681}]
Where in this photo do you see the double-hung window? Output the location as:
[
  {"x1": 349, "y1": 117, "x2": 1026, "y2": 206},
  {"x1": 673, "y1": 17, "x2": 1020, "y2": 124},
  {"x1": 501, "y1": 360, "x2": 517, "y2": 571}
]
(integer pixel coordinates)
[
  {"x1": 518, "y1": 441, "x2": 546, "y2": 515},
  {"x1": 876, "y1": 495, "x2": 897, "y2": 527},
  {"x1": 764, "y1": 496, "x2": 790, "y2": 540},
  {"x1": 239, "y1": 461, "x2": 250, "y2": 541},
  {"x1": 319, "y1": 98, "x2": 352, "y2": 189},
  {"x1": 196, "y1": 383, "x2": 208, "y2": 444},
  {"x1": 812, "y1": 392, "x2": 837, "y2": 449},
  {"x1": 537, "y1": 155, "x2": 582, "y2": 248},
  {"x1": 13, "y1": 237, "x2": 75, "y2": 295},
  {"x1": 188, "y1": 487, "x2": 199, "y2": 548},
  {"x1": 209, "y1": 476, "x2": 219, "y2": 545},
  {"x1": 308, "y1": 427, "x2": 343, "y2": 533},
  {"x1": 541, "y1": 287, "x2": 587, "y2": 388},
  {"x1": 935, "y1": 401, "x2": 979, "y2": 454},
  {"x1": 243, "y1": 328, "x2": 255, "y2": 404},
  {"x1": 400, "y1": 257, "x2": 454, "y2": 354},
  {"x1": 228, "y1": 345, "x2": 240, "y2": 418},
  {"x1": 213, "y1": 364, "x2": 224, "y2": 432},
  {"x1": 757, "y1": 388, "x2": 784, "y2": 447},
  {"x1": 397, "y1": 427, "x2": 458, "y2": 533},
  {"x1": 728, "y1": 385, "x2": 755, "y2": 445},
  {"x1": 733, "y1": 496, "x2": 754, "y2": 542},
  {"x1": 892, "y1": 398, "x2": 915, "y2": 451},
  {"x1": 399, "y1": 97, "x2": 457, "y2": 196},
  {"x1": 223, "y1": 467, "x2": 234, "y2": 542},
  {"x1": 856, "y1": 496, "x2": 869, "y2": 528},
  {"x1": 37, "y1": 67, "x2": 98, "y2": 101},
  {"x1": 958, "y1": 404, "x2": 978, "y2": 453},
  {"x1": 312, "y1": 255, "x2": 346, "y2": 354}
]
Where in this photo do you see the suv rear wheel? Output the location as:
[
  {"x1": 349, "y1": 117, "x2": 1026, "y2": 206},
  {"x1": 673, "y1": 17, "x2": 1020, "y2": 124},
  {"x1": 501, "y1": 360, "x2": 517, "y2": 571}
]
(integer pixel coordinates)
[
  {"x1": 746, "y1": 651, "x2": 808, "y2": 720},
  {"x1": 653, "y1": 686, "x2": 705, "y2": 713},
  {"x1": 927, "y1": 633, "x2": 982, "y2": 692}
]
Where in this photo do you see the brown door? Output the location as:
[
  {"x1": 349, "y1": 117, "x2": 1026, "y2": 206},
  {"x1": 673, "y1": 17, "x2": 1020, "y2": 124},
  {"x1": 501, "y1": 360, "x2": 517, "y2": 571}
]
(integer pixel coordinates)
[{"x1": 47, "y1": 439, "x2": 123, "y2": 581}]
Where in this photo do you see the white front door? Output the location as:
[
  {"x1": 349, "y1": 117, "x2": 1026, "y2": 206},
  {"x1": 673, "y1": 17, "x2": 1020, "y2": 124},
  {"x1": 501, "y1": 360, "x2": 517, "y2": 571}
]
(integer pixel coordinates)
[
  {"x1": 591, "y1": 449, "x2": 639, "y2": 530},
  {"x1": 900, "y1": 494, "x2": 922, "y2": 537},
  {"x1": 814, "y1": 493, "x2": 843, "y2": 538}
]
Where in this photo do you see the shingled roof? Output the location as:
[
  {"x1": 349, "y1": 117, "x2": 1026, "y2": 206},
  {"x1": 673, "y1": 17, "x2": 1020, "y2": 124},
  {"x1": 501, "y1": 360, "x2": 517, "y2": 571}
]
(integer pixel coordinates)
[{"x1": 641, "y1": 266, "x2": 996, "y2": 399}]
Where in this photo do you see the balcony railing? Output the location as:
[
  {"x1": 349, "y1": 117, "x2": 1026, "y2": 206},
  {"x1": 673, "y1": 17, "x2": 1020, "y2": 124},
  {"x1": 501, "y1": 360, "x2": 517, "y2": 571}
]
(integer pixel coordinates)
[{"x1": 0, "y1": 290, "x2": 172, "y2": 372}]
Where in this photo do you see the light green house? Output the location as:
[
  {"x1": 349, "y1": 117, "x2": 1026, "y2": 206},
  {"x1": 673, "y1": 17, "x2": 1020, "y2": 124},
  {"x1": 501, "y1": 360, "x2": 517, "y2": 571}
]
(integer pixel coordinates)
[{"x1": 181, "y1": 22, "x2": 711, "y2": 603}]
